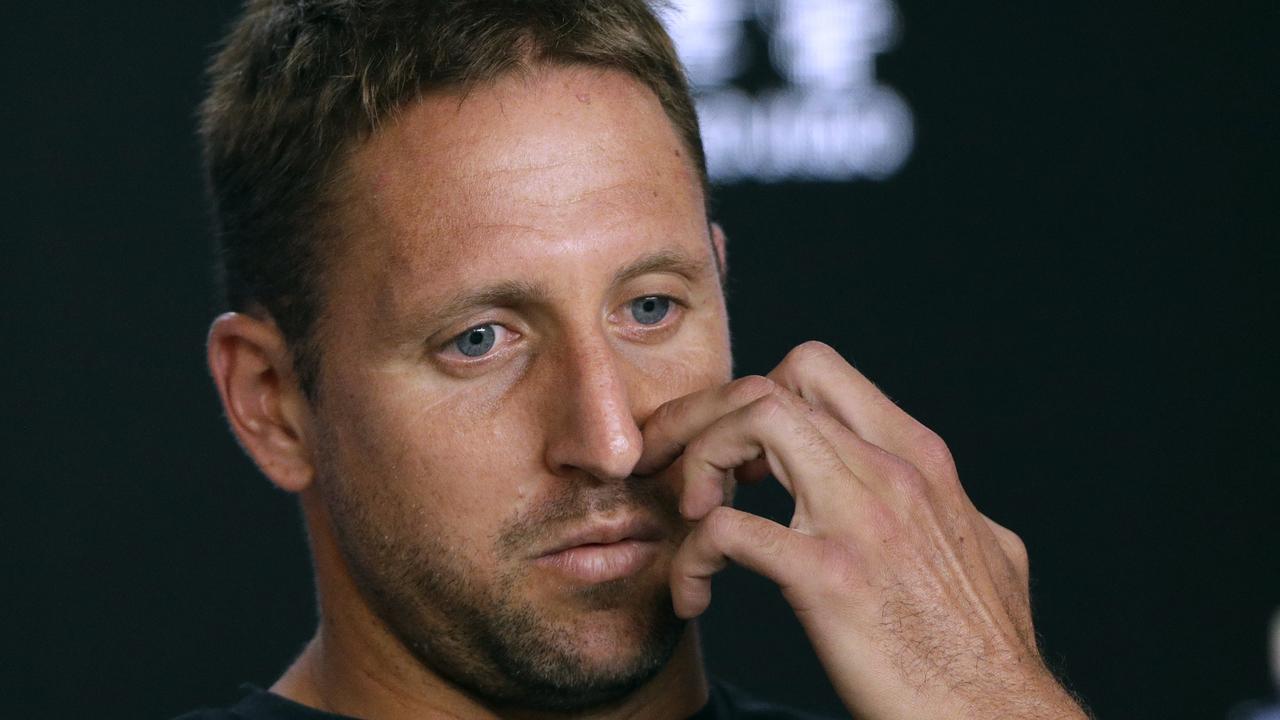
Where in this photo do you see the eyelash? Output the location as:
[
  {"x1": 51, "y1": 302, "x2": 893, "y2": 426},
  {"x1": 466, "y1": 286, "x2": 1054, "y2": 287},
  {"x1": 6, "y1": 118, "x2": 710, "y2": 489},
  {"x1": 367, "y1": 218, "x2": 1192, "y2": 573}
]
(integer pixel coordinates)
[
  {"x1": 436, "y1": 294, "x2": 685, "y2": 362},
  {"x1": 614, "y1": 294, "x2": 685, "y2": 338}
]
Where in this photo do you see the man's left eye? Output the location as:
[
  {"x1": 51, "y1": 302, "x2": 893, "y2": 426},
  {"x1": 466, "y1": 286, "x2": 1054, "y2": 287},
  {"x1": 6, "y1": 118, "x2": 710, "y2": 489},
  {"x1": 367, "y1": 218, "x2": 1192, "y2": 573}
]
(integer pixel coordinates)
[{"x1": 629, "y1": 296, "x2": 671, "y2": 325}]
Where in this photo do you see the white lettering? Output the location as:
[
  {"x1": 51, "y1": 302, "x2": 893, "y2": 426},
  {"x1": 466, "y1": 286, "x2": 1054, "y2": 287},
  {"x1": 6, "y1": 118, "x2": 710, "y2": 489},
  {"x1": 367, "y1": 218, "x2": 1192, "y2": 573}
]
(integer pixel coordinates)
[{"x1": 663, "y1": 0, "x2": 913, "y2": 182}]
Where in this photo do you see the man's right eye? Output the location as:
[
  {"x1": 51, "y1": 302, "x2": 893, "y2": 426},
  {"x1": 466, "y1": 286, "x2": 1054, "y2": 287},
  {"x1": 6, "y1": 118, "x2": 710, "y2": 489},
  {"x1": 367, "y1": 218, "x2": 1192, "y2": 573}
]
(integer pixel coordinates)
[{"x1": 452, "y1": 324, "x2": 499, "y2": 358}]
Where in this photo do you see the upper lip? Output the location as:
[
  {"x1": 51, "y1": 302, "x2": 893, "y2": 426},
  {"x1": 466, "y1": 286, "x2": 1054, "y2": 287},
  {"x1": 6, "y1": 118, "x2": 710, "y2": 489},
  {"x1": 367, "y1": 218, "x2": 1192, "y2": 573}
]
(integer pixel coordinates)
[{"x1": 536, "y1": 514, "x2": 665, "y2": 557}]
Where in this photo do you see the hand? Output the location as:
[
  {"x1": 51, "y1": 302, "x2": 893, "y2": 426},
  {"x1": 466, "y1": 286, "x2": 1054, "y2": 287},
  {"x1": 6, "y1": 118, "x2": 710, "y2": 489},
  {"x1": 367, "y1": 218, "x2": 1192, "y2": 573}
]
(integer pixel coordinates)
[{"x1": 637, "y1": 342, "x2": 1088, "y2": 720}]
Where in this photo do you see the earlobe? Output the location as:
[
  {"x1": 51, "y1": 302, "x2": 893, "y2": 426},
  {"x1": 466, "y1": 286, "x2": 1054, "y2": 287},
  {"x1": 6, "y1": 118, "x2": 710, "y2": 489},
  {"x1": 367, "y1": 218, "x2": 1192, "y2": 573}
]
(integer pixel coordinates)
[
  {"x1": 710, "y1": 222, "x2": 729, "y2": 280},
  {"x1": 207, "y1": 312, "x2": 316, "y2": 493}
]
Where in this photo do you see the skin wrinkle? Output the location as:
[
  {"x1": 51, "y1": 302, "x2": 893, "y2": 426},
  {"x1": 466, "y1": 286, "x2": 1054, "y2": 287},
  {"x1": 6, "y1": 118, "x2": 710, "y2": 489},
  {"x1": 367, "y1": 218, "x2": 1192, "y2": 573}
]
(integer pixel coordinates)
[
  {"x1": 282, "y1": 64, "x2": 730, "y2": 720},
  {"x1": 364, "y1": 188, "x2": 697, "y2": 350},
  {"x1": 203, "y1": 49, "x2": 1085, "y2": 715},
  {"x1": 470, "y1": 222, "x2": 555, "y2": 235}
]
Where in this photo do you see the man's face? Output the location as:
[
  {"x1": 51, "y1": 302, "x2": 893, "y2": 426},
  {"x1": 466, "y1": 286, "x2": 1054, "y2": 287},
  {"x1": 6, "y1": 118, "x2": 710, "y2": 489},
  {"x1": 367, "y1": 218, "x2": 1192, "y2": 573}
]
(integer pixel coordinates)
[{"x1": 307, "y1": 65, "x2": 732, "y2": 710}]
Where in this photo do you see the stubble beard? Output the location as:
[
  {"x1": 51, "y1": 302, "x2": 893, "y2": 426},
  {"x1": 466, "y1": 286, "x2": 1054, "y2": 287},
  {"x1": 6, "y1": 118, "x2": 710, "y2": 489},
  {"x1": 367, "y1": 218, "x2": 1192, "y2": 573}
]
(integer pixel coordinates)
[{"x1": 320, "y1": 470, "x2": 690, "y2": 713}]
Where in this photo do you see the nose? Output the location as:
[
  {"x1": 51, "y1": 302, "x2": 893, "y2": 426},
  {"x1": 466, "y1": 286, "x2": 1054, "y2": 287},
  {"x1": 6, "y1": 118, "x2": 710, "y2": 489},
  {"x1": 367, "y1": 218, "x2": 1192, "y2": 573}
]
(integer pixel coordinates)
[{"x1": 542, "y1": 336, "x2": 644, "y2": 482}]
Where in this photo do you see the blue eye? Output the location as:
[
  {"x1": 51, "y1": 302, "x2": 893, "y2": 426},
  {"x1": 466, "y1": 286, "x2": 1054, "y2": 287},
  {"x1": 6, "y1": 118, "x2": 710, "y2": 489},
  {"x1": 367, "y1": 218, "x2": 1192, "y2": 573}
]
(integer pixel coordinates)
[
  {"x1": 630, "y1": 296, "x2": 671, "y2": 325},
  {"x1": 454, "y1": 325, "x2": 497, "y2": 357}
]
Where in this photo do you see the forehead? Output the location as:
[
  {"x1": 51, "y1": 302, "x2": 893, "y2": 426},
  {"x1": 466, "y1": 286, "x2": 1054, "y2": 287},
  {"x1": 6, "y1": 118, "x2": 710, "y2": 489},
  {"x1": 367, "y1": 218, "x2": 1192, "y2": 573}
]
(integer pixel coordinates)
[{"x1": 333, "y1": 64, "x2": 709, "y2": 315}]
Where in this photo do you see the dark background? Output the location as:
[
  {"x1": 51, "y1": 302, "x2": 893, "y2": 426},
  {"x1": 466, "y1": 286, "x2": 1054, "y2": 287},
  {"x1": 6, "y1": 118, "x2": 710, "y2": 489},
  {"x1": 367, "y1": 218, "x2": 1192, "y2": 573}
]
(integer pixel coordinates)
[{"x1": 3, "y1": 2, "x2": 1276, "y2": 719}]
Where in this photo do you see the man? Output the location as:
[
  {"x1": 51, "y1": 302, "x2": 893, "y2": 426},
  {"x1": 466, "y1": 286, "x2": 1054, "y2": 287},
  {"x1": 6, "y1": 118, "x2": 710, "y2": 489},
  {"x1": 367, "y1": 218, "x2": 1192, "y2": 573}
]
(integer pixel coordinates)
[{"x1": 186, "y1": 1, "x2": 1090, "y2": 718}]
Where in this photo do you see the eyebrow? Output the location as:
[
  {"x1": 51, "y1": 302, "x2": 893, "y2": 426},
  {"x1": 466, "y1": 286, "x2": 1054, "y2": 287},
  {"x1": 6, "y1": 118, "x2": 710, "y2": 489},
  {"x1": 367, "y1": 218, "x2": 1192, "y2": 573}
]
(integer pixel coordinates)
[
  {"x1": 421, "y1": 247, "x2": 714, "y2": 330},
  {"x1": 610, "y1": 247, "x2": 714, "y2": 287},
  {"x1": 425, "y1": 279, "x2": 549, "y2": 329}
]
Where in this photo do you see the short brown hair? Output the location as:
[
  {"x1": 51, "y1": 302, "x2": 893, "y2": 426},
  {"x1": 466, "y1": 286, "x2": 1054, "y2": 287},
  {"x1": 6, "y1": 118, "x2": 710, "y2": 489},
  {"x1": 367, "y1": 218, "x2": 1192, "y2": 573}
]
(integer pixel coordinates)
[{"x1": 200, "y1": 0, "x2": 707, "y2": 397}]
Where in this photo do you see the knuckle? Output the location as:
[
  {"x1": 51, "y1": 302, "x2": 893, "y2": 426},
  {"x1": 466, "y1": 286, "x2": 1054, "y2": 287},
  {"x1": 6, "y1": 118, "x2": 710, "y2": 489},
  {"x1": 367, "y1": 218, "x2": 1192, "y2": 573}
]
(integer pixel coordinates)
[
  {"x1": 726, "y1": 375, "x2": 775, "y2": 406},
  {"x1": 987, "y1": 520, "x2": 1030, "y2": 579},
  {"x1": 1005, "y1": 529, "x2": 1030, "y2": 573},
  {"x1": 915, "y1": 429, "x2": 953, "y2": 465},
  {"x1": 864, "y1": 496, "x2": 904, "y2": 540},
  {"x1": 755, "y1": 526, "x2": 789, "y2": 562},
  {"x1": 682, "y1": 433, "x2": 711, "y2": 462},
  {"x1": 702, "y1": 506, "x2": 741, "y2": 545},
  {"x1": 815, "y1": 541, "x2": 864, "y2": 598},
  {"x1": 747, "y1": 392, "x2": 791, "y2": 424},
  {"x1": 782, "y1": 340, "x2": 837, "y2": 375},
  {"x1": 887, "y1": 461, "x2": 930, "y2": 502},
  {"x1": 914, "y1": 429, "x2": 957, "y2": 477}
]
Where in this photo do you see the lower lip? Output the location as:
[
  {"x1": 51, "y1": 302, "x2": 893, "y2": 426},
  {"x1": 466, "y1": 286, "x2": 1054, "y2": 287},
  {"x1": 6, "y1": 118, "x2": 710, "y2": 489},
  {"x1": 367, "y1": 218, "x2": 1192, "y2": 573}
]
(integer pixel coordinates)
[{"x1": 535, "y1": 539, "x2": 661, "y2": 583}]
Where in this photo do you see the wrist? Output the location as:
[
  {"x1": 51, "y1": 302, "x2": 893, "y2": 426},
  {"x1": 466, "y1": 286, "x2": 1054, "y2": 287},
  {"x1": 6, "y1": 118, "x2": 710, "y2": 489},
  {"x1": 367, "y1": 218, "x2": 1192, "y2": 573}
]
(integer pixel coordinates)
[{"x1": 977, "y1": 668, "x2": 1090, "y2": 720}]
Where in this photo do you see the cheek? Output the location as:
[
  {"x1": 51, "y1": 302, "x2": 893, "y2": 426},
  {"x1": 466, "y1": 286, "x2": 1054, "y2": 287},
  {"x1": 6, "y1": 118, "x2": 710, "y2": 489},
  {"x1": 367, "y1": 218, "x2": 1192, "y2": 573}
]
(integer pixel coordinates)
[
  {"x1": 629, "y1": 343, "x2": 728, "y2": 395},
  {"x1": 324, "y1": 359, "x2": 544, "y2": 538},
  {"x1": 621, "y1": 305, "x2": 733, "y2": 410}
]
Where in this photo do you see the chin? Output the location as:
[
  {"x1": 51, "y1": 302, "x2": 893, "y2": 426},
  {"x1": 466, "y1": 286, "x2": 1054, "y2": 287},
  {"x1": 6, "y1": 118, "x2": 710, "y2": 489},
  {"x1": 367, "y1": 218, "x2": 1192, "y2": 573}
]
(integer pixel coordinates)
[
  {"x1": 536, "y1": 561, "x2": 674, "y2": 638},
  {"x1": 474, "y1": 570, "x2": 686, "y2": 710},
  {"x1": 494, "y1": 607, "x2": 686, "y2": 713},
  {"x1": 567, "y1": 601, "x2": 674, "y2": 664}
]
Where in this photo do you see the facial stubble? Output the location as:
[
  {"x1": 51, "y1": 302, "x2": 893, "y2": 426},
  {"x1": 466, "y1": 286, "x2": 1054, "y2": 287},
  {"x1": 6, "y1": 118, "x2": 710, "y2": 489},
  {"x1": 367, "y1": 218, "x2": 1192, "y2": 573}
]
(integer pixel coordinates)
[{"x1": 319, "y1": 465, "x2": 690, "y2": 713}]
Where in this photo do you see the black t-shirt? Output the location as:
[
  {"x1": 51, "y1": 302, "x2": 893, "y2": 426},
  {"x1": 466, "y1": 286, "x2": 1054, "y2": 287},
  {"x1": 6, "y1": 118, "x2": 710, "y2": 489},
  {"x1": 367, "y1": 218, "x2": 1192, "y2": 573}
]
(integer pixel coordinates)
[{"x1": 173, "y1": 680, "x2": 839, "y2": 720}]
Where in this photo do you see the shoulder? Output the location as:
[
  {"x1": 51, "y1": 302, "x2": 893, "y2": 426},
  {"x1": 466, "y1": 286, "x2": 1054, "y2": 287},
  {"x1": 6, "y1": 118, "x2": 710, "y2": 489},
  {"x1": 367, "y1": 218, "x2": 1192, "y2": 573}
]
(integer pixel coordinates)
[{"x1": 700, "y1": 680, "x2": 845, "y2": 720}]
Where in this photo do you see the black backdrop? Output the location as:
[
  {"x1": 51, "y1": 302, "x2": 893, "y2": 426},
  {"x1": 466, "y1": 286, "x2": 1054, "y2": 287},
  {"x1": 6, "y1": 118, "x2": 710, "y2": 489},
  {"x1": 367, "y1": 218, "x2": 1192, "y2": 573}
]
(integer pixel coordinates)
[{"x1": 4, "y1": 3, "x2": 1277, "y2": 719}]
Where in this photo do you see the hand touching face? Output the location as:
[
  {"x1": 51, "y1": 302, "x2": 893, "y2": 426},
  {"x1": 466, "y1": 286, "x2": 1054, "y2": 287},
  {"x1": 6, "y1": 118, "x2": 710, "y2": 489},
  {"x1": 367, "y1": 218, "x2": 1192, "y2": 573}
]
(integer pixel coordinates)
[
  {"x1": 640, "y1": 342, "x2": 1089, "y2": 720},
  {"x1": 209, "y1": 63, "x2": 733, "y2": 715}
]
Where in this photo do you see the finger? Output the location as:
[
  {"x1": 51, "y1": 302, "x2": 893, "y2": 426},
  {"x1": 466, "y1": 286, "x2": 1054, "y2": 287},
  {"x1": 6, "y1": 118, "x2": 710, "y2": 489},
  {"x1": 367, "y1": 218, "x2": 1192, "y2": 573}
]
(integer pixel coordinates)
[
  {"x1": 669, "y1": 506, "x2": 824, "y2": 618},
  {"x1": 635, "y1": 375, "x2": 777, "y2": 476},
  {"x1": 679, "y1": 389, "x2": 867, "y2": 521},
  {"x1": 802, "y1": 400, "x2": 917, "y2": 492},
  {"x1": 736, "y1": 457, "x2": 771, "y2": 484},
  {"x1": 768, "y1": 342, "x2": 957, "y2": 484},
  {"x1": 734, "y1": 391, "x2": 927, "y2": 535},
  {"x1": 979, "y1": 513, "x2": 1030, "y2": 584}
]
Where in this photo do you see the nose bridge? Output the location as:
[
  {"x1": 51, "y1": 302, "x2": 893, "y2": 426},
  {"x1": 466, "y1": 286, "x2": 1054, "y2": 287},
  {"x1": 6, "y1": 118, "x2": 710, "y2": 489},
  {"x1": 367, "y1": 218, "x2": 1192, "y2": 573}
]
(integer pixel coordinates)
[{"x1": 544, "y1": 327, "x2": 643, "y2": 481}]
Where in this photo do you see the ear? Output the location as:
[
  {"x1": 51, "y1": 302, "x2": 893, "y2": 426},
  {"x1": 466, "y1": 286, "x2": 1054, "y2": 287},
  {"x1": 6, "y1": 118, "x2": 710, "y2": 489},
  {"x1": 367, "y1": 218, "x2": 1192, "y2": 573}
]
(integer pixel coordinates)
[
  {"x1": 207, "y1": 312, "x2": 316, "y2": 493},
  {"x1": 710, "y1": 221, "x2": 729, "y2": 281}
]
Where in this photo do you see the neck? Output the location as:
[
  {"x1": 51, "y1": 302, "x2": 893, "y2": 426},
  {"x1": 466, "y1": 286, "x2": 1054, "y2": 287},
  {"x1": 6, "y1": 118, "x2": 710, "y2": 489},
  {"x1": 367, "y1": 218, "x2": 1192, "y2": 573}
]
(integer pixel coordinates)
[{"x1": 272, "y1": 494, "x2": 709, "y2": 720}]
